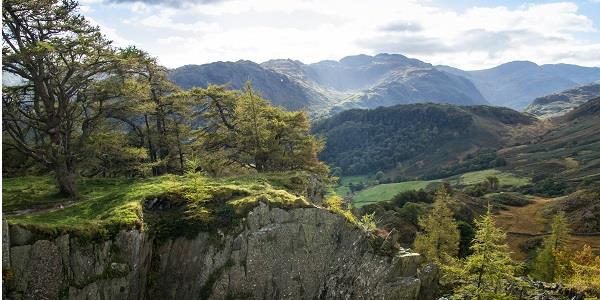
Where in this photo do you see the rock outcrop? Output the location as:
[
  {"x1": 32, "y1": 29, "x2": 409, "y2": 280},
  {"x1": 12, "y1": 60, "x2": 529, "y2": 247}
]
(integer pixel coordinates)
[{"x1": 3, "y1": 203, "x2": 437, "y2": 299}]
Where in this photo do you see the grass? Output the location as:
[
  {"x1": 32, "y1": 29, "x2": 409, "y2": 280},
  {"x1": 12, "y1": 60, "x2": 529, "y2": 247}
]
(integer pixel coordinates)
[
  {"x1": 334, "y1": 175, "x2": 372, "y2": 198},
  {"x1": 452, "y1": 169, "x2": 530, "y2": 187},
  {"x1": 2, "y1": 172, "x2": 313, "y2": 240},
  {"x1": 342, "y1": 168, "x2": 530, "y2": 208},
  {"x1": 351, "y1": 180, "x2": 438, "y2": 207}
]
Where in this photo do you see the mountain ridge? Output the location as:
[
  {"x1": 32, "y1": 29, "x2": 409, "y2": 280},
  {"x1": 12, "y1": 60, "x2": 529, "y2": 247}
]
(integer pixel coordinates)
[
  {"x1": 438, "y1": 61, "x2": 600, "y2": 110},
  {"x1": 169, "y1": 53, "x2": 487, "y2": 114}
]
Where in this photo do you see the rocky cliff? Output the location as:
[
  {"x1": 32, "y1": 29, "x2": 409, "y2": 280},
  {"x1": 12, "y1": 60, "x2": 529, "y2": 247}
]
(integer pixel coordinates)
[{"x1": 3, "y1": 203, "x2": 437, "y2": 300}]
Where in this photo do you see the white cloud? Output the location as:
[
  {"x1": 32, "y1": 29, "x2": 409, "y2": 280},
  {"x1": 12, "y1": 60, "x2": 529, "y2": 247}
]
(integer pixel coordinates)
[{"x1": 87, "y1": 0, "x2": 600, "y2": 69}]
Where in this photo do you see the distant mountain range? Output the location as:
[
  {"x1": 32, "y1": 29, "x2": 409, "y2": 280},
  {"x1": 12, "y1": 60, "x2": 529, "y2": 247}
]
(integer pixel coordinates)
[
  {"x1": 169, "y1": 54, "x2": 487, "y2": 115},
  {"x1": 168, "y1": 54, "x2": 600, "y2": 114},
  {"x1": 437, "y1": 62, "x2": 600, "y2": 110},
  {"x1": 524, "y1": 82, "x2": 600, "y2": 118}
]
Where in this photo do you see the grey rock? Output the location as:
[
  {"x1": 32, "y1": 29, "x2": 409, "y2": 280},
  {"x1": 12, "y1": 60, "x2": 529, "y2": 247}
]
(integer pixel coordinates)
[{"x1": 3, "y1": 205, "x2": 437, "y2": 299}]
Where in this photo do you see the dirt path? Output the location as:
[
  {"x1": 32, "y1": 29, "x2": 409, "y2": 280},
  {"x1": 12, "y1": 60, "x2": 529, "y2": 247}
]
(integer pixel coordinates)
[
  {"x1": 4, "y1": 200, "x2": 77, "y2": 217},
  {"x1": 495, "y1": 197, "x2": 600, "y2": 260}
]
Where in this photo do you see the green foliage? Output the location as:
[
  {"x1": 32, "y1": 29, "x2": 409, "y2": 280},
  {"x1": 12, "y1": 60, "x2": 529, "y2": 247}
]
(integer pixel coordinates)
[
  {"x1": 531, "y1": 211, "x2": 569, "y2": 282},
  {"x1": 521, "y1": 178, "x2": 572, "y2": 197},
  {"x1": 456, "y1": 221, "x2": 475, "y2": 258},
  {"x1": 324, "y1": 195, "x2": 358, "y2": 224},
  {"x1": 424, "y1": 150, "x2": 507, "y2": 180},
  {"x1": 184, "y1": 83, "x2": 327, "y2": 176},
  {"x1": 456, "y1": 169, "x2": 530, "y2": 187},
  {"x1": 2, "y1": 0, "x2": 118, "y2": 196},
  {"x1": 358, "y1": 213, "x2": 377, "y2": 232},
  {"x1": 313, "y1": 104, "x2": 476, "y2": 175},
  {"x1": 352, "y1": 180, "x2": 438, "y2": 207},
  {"x1": 483, "y1": 192, "x2": 532, "y2": 207},
  {"x1": 448, "y1": 205, "x2": 519, "y2": 299},
  {"x1": 375, "y1": 171, "x2": 385, "y2": 181},
  {"x1": 413, "y1": 188, "x2": 460, "y2": 264},
  {"x1": 391, "y1": 189, "x2": 434, "y2": 207}
]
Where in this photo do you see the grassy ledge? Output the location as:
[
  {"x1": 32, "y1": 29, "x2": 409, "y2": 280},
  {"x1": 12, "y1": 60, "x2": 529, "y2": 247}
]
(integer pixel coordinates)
[{"x1": 2, "y1": 172, "x2": 314, "y2": 241}]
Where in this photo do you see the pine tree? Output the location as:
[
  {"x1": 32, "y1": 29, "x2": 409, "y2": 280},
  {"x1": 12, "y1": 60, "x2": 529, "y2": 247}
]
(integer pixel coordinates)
[
  {"x1": 3, "y1": 0, "x2": 117, "y2": 196},
  {"x1": 454, "y1": 204, "x2": 518, "y2": 299},
  {"x1": 413, "y1": 187, "x2": 460, "y2": 264},
  {"x1": 532, "y1": 211, "x2": 569, "y2": 282}
]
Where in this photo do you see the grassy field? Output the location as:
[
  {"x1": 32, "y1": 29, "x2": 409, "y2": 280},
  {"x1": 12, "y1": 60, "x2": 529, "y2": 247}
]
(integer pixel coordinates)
[
  {"x1": 2, "y1": 172, "x2": 312, "y2": 239},
  {"x1": 341, "y1": 168, "x2": 530, "y2": 207},
  {"x1": 352, "y1": 180, "x2": 438, "y2": 207},
  {"x1": 334, "y1": 175, "x2": 372, "y2": 198},
  {"x1": 452, "y1": 169, "x2": 530, "y2": 187}
]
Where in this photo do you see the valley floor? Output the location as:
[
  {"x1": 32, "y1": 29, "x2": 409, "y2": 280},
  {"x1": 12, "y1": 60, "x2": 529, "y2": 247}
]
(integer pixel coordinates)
[{"x1": 494, "y1": 197, "x2": 600, "y2": 260}]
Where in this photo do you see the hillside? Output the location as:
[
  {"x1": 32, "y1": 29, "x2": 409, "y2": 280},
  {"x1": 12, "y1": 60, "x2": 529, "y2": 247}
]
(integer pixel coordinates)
[
  {"x1": 438, "y1": 62, "x2": 600, "y2": 110},
  {"x1": 500, "y1": 97, "x2": 600, "y2": 186},
  {"x1": 313, "y1": 103, "x2": 537, "y2": 178},
  {"x1": 524, "y1": 82, "x2": 600, "y2": 118},
  {"x1": 168, "y1": 60, "x2": 332, "y2": 111}
]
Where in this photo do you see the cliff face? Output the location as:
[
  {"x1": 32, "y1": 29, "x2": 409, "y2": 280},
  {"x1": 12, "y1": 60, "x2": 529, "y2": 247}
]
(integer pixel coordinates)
[{"x1": 3, "y1": 203, "x2": 437, "y2": 300}]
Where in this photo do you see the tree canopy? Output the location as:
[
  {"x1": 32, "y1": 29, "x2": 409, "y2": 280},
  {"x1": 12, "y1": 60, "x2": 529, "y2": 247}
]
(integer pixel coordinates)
[{"x1": 2, "y1": 0, "x2": 328, "y2": 197}]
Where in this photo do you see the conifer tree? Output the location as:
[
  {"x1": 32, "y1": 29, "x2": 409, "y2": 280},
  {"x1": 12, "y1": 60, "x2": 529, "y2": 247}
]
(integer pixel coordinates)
[
  {"x1": 2, "y1": 0, "x2": 117, "y2": 196},
  {"x1": 453, "y1": 204, "x2": 518, "y2": 299},
  {"x1": 532, "y1": 211, "x2": 569, "y2": 282},
  {"x1": 414, "y1": 187, "x2": 460, "y2": 264}
]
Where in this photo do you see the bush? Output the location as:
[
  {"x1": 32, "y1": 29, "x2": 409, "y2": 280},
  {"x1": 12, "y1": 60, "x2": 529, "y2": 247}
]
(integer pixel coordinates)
[
  {"x1": 485, "y1": 192, "x2": 532, "y2": 207},
  {"x1": 391, "y1": 189, "x2": 434, "y2": 207}
]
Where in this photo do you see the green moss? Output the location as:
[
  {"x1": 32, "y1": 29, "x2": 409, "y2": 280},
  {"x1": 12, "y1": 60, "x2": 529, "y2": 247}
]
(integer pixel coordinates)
[{"x1": 3, "y1": 172, "x2": 315, "y2": 241}]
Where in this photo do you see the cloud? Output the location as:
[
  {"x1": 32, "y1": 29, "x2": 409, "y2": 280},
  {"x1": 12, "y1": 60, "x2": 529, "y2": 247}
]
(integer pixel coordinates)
[
  {"x1": 107, "y1": 0, "x2": 227, "y2": 8},
  {"x1": 84, "y1": 0, "x2": 600, "y2": 69},
  {"x1": 380, "y1": 21, "x2": 423, "y2": 32}
]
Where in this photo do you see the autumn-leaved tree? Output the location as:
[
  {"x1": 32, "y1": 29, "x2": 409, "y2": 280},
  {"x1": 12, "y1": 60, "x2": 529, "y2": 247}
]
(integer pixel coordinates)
[
  {"x1": 414, "y1": 187, "x2": 460, "y2": 264},
  {"x1": 451, "y1": 204, "x2": 519, "y2": 299},
  {"x1": 3, "y1": 0, "x2": 119, "y2": 197},
  {"x1": 557, "y1": 244, "x2": 600, "y2": 295}
]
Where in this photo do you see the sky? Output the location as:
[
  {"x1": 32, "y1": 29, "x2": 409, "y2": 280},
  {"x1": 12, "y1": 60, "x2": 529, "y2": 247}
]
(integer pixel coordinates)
[{"x1": 80, "y1": 0, "x2": 600, "y2": 69}]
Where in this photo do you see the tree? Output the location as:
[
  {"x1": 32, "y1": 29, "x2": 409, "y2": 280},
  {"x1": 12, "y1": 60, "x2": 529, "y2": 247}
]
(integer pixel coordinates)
[
  {"x1": 186, "y1": 82, "x2": 327, "y2": 175},
  {"x1": 486, "y1": 176, "x2": 499, "y2": 190},
  {"x1": 452, "y1": 204, "x2": 519, "y2": 299},
  {"x1": 558, "y1": 244, "x2": 600, "y2": 294},
  {"x1": 532, "y1": 211, "x2": 569, "y2": 282},
  {"x1": 110, "y1": 47, "x2": 188, "y2": 175},
  {"x1": 413, "y1": 187, "x2": 460, "y2": 264},
  {"x1": 3, "y1": 0, "x2": 116, "y2": 197},
  {"x1": 375, "y1": 171, "x2": 385, "y2": 181}
]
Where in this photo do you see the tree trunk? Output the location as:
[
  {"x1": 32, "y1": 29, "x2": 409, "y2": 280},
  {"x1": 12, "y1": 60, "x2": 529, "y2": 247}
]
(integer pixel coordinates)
[{"x1": 55, "y1": 157, "x2": 79, "y2": 198}]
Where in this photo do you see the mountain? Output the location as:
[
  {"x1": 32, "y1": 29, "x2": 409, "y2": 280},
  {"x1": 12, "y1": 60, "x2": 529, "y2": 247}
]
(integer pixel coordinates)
[
  {"x1": 500, "y1": 97, "x2": 600, "y2": 185},
  {"x1": 524, "y1": 82, "x2": 600, "y2": 118},
  {"x1": 313, "y1": 103, "x2": 537, "y2": 178},
  {"x1": 438, "y1": 62, "x2": 600, "y2": 110},
  {"x1": 168, "y1": 60, "x2": 332, "y2": 111},
  {"x1": 264, "y1": 54, "x2": 487, "y2": 113},
  {"x1": 169, "y1": 54, "x2": 487, "y2": 115}
]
